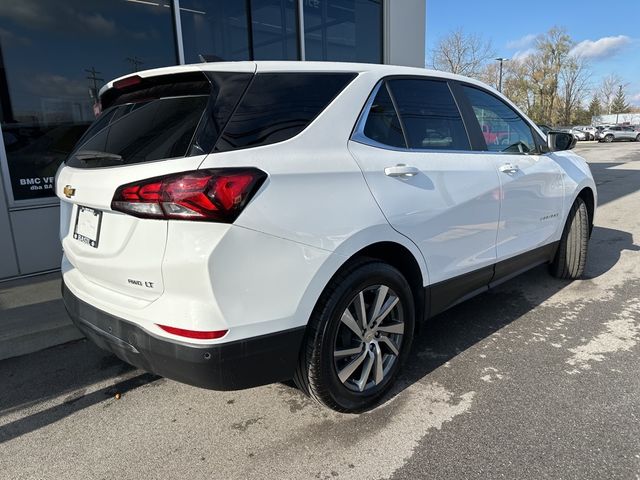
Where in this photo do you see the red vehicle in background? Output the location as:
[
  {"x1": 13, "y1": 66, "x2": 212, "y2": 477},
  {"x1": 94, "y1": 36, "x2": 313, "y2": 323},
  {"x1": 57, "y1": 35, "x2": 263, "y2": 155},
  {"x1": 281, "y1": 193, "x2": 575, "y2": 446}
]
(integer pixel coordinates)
[{"x1": 481, "y1": 124, "x2": 510, "y2": 146}]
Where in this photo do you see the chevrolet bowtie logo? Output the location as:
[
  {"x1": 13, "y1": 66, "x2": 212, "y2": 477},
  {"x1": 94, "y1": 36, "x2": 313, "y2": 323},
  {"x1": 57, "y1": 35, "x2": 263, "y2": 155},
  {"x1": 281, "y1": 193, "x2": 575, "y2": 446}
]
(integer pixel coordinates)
[{"x1": 63, "y1": 185, "x2": 76, "y2": 198}]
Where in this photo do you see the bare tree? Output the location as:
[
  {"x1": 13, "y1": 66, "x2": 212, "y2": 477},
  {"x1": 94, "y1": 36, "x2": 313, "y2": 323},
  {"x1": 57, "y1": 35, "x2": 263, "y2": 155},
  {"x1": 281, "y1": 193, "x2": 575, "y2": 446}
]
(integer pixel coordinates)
[
  {"x1": 431, "y1": 28, "x2": 495, "y2": 78},
  {"x1": 600, "y1": 74, "x2": 623, "y2": 114},
  {"x1": 478, "y1": 62, "x2": 500, "y2": 90},
  {"x1": 559, "y1": 54, "x2": 591, "y2": 125},
  {"x1": 529, "y1": 27, "x2": 573, "y2": 124},
  {"x1": 502, "y1": 60, "x2": 535, "y2": 115}
]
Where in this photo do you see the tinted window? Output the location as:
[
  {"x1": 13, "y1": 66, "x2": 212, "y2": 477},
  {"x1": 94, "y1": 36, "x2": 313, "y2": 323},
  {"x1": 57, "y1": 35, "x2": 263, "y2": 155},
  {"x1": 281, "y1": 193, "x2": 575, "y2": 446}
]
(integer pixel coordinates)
[
  {"x1": 68, "y1": 96, "x2": 208, "y2": 168},
  {"x1": 251, "y1": 0, "x2": 299, "y2": 60},
  {"x1": 362, "y1": 83, "x2": 406, "y2": 148},
  {"x1": 180, "y1": 0, "x2": 250, "y2": 62},
  {"x1": 0, "y1": 0, "x2": 177, "y2": 201},
  {"x1": 387, "y1": 79, "x2": 470, "y2": 150},
  {"x1": 215, "y1": 72, "x2": 356, "y2": 151},
  {"x1": 304, "y1": 0, "x2": 382, "y2": 63},
  {"x1": 463, "y1": 86, "x2": 536, "y2": 153},
  {"x1": 67, "y1": 72, "x2": 252, "y2": 168}
]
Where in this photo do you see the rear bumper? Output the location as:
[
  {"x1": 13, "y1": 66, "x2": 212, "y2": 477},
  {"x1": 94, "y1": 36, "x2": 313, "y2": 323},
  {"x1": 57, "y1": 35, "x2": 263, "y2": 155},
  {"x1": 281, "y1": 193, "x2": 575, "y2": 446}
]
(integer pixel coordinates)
[{"x1": 62, "y1": 282, "x2": 305, "y2": 390}]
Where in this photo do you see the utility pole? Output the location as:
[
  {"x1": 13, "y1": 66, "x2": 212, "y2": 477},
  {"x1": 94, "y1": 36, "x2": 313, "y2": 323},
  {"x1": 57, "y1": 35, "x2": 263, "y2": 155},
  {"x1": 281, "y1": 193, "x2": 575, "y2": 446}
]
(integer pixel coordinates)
[
  {"x1": 85, "y1": 66, "x2": 104, "y2": 101},
  {"x1": 615, "y1": 84, "x2": 622, "y2": 124},
  {"x1": 495, "y1": 57, "x2": 508, "y2": 92},
  {"x1": 126, "y1": 56, "x2": 144, "y2": 72}
]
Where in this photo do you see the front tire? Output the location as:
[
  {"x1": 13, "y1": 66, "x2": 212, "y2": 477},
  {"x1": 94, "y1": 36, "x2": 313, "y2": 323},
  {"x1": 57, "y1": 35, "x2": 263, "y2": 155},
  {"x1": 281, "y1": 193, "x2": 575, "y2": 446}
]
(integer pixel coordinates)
[
  {"x1": 294, "y1": 260, "x2": 415, "y2": 413},
  {"x1": 604, "y1": 134, "x2": 614, "y2": 143},
  {"x1": 550, "y1": 197, "x2": 589, "y2": 279},
  {"x1": 635, "y1": 134, "x2": 640, "y2": 142}
]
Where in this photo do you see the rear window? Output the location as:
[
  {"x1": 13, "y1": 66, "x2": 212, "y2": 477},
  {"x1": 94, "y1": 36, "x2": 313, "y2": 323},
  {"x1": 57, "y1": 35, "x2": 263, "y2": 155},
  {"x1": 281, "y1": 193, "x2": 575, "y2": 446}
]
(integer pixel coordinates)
[
  {"x1": 67, "y1": 72, "x2": 251, "y2": 168},
  {"x1": 66, "y1": 71, "x2": 355, "y2": 167},
  {"x1": 214, "y1": 72, "x2": 357, "y2": 152}
]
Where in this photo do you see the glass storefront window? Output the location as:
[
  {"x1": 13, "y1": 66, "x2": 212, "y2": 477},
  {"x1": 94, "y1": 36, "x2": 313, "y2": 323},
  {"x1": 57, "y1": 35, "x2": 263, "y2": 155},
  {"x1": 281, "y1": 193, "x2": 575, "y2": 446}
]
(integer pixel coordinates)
[
  {"x1": 0, "y1": 0, "x2": 177, "y2": 202},
  {"x1": 180, "y1": 0, "x2": 298, "y2": 62},
  {"x1": 304, "y1": 0, "x2": 382, "y2": 64},
  {"x1": 251, "y1": 0, "x2": 299, "y2": 60},
  {"x1": 180, "y1": 0, "x2": 251, "y2": 63}
]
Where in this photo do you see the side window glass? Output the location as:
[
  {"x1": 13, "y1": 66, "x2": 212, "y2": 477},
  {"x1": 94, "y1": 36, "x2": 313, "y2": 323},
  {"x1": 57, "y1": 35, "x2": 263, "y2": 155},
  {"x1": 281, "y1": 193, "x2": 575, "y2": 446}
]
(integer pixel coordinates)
[
  {"x1": 362, "y1": 83, "x2": 406, "y2": 148},
  {"x1": 387, "y1": 79, "x2": 470, "y2": 151},
  {"x1": 215, "y1": 73, "x2": 356, "y2": 151},
  {"x1": 462, "y1": 86, "x2": 536, "y2": 154}
]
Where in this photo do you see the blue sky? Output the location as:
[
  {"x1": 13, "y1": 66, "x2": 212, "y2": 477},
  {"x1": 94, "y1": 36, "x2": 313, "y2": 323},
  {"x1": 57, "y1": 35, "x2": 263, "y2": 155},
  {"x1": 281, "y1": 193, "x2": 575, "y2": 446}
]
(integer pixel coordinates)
[{"x1": 426, "y1": 0, "x2": 640, "y2": 105}]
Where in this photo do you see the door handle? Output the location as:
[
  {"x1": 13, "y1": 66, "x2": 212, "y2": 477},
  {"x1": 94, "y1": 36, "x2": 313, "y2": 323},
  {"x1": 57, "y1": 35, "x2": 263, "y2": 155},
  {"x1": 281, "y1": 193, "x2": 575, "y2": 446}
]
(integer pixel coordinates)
[
  {"x1": 499, "y1": 163, "x2": 520, "y2": 175},
  {"x1": 384, "y1": 164, "x2": 420, "y2": 177}
]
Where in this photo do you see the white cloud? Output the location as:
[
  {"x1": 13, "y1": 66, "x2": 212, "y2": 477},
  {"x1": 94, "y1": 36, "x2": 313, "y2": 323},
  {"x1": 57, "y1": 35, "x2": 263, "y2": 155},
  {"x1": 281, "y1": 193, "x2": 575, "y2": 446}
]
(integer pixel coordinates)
[
  {"x1": 507, "y1": 34, "x2": 538, "y2": 50},
  {"x1": 27, "y1": 74, "x2": 89, "y2": 99},
  {"x1": 630, "y1": 93, "x2": 640, "y2": 106},
  {"x1": 512, "y1": 48, "x2": 536, "y2": 62},
  {"x1": 75, "y1": 12, "x2": 116, "y2": 36},
  {"x1": 570, "y1": 35, "x2": 631, "y2": 59}
]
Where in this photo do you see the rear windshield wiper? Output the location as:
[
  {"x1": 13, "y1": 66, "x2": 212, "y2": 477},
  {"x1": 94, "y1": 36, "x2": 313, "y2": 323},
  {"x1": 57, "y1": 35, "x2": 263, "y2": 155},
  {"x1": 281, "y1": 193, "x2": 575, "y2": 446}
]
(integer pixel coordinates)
[{"x1": 73, "y1": 150, "x2": 124, "y2": 164}]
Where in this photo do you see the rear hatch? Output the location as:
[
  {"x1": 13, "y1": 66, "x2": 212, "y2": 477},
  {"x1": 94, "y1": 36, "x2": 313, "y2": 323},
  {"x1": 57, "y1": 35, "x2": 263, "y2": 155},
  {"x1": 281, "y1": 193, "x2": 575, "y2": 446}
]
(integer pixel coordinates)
[{"x1": 57, "y1": 65, "x2": 255, "y2": 301}]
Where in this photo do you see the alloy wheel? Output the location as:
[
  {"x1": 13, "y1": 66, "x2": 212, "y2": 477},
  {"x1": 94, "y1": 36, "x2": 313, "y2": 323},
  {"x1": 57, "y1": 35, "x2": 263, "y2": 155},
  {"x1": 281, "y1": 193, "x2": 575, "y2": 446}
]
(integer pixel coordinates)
[{"x1": 333, "y1": 284, "x2": 404, "y2": 393}]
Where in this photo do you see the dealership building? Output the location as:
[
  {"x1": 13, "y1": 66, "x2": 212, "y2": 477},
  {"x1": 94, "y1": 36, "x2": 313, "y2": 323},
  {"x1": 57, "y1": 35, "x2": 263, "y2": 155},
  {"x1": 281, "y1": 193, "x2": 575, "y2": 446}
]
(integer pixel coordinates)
[{"x1": 0, "y1": 0, "x2": 426, "y2": 280}]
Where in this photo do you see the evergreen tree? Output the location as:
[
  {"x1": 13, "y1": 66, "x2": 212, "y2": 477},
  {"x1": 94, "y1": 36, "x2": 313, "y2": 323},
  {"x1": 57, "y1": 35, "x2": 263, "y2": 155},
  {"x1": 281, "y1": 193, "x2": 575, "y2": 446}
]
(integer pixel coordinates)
[
  {"x1": 610, "y1": 85, "x2": 630, "y2": 114},
  {"x1": 587, "y1": 95, "x2": 601, "y2": 117}
]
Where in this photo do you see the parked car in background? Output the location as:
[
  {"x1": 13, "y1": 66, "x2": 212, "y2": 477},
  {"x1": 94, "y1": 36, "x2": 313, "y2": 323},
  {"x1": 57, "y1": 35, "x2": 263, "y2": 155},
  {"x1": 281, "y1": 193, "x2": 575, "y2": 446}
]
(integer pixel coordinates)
[
  {"x1": 57, "y1": 61, "x2": 597, "y2": 412},
  {"x1": 597, "y1": 125, "x2": 640, "y2": 142},
  {"x1": 561, "y1": 128, "x2": 587, "y2": 141},
  {"x1": 575, "y1": 126, "x2": 596, "y2": 140},
  {"x1": 594, "y1": 125, "x2": 612, "y2": 140}
]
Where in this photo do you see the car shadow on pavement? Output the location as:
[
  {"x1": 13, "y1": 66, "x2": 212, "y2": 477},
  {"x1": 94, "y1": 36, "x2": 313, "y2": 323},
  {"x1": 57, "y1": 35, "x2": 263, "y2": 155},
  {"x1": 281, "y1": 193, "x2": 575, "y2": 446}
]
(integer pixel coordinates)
[
  {"x1": 379, "y1": 223, "x2": 639, "y2": 407},
  {"x1": 0, "y1": 340, "x2": 160, "y2": 444},
  {"x1": 589, "y1": 162, "x2": 640, "y2": 207},
  {"x1": 1, "y1": 224, "x2": 636, "y2": 432}
]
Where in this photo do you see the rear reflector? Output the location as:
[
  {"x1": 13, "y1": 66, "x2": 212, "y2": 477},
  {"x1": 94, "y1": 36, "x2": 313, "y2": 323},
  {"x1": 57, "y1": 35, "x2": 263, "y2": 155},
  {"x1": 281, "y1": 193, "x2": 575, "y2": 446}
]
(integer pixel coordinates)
[
  {"x1": 157, "y1": 324, "x2": 228, "y2": 340},
  {"x1": 111, "y1": 168, "x2": 266, "y2": 223}
]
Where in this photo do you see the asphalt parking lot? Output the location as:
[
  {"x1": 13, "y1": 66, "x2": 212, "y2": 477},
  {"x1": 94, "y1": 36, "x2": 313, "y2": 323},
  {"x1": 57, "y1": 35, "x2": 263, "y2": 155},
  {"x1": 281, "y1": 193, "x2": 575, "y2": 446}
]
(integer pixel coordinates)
[{"x1": 1, "y1": 141, "x2": 639, "y2": 480}]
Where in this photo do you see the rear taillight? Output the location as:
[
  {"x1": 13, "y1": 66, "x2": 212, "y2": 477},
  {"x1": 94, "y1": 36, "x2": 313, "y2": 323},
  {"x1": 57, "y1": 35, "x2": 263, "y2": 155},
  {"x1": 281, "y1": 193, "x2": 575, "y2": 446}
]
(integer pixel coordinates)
[{"x1": 111, "y1": 168, "x2": 266, "y2": 222}]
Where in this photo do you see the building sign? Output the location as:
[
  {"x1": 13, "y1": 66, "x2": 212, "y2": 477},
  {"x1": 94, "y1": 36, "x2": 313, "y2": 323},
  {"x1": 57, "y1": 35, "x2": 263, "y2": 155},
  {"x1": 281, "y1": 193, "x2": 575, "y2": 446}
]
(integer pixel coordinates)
[{"x1": 3, "y1": 123, "x2": 89, "y2": 201}]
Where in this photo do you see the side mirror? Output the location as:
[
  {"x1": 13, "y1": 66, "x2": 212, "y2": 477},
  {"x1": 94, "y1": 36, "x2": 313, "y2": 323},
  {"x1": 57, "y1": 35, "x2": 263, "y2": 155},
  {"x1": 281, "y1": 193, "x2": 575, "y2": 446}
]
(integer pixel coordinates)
[{"x1": 547, "y1": 131, "x2": 576, "y2": 152}]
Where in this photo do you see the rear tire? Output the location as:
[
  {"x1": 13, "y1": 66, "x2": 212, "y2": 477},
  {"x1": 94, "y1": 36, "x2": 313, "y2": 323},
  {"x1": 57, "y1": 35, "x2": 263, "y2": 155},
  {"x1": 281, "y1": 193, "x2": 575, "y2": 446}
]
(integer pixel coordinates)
[
  {"x1": 549, "y1": 197, "x2": 589, "y2": 279},
  {"x1": 294, "y1": 260, "x2": 415, "y2": 413}
]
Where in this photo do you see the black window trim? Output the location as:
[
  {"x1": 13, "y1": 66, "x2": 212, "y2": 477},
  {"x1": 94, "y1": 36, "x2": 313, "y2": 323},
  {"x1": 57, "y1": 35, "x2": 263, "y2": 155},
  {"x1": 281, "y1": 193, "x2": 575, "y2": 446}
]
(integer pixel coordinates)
[
  {"x1": 384, "y1": 81, "x2": 410, "y2": 148},
  {"x1": 454, "y1": 81, "x2": 548, "y2": 155},
  {"x1": 351, "y1": 75, "x2": 478, "y2": 154}
]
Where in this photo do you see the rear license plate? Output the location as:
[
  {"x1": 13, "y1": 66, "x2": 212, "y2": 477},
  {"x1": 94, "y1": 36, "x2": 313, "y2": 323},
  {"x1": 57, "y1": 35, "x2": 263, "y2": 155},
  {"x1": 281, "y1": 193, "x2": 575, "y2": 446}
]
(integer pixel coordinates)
[{"x1": 73, "y1": 205, "x2": 102, "y2": 248}]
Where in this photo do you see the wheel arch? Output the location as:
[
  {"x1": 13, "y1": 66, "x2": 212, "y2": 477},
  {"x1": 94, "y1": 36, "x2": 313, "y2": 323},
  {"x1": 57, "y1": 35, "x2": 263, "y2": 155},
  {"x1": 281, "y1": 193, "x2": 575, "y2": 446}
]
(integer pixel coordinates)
[
  {"x1": 577, "y1": 186, "x2": 595, "y2": 236},
  {"x1": 343, "y1": 241, "x2": 427, "y2": 325},
  {"x1": 293, "y1": 226, "x2": 430, "y2": 337}
]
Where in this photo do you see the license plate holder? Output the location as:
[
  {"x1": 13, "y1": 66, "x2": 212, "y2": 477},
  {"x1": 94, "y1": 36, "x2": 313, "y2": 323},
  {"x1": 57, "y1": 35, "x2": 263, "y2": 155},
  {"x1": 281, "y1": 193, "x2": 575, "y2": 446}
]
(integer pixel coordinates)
[{"x1": 73, "y1": 205, "x2": 103, "y2": 248}]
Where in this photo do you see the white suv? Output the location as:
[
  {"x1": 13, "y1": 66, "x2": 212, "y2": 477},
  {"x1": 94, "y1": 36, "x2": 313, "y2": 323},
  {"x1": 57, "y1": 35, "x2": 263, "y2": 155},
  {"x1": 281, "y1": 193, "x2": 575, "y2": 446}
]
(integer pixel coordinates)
[{"x1": 58, "y1": 62, "x2": 596, "y2": 412}]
